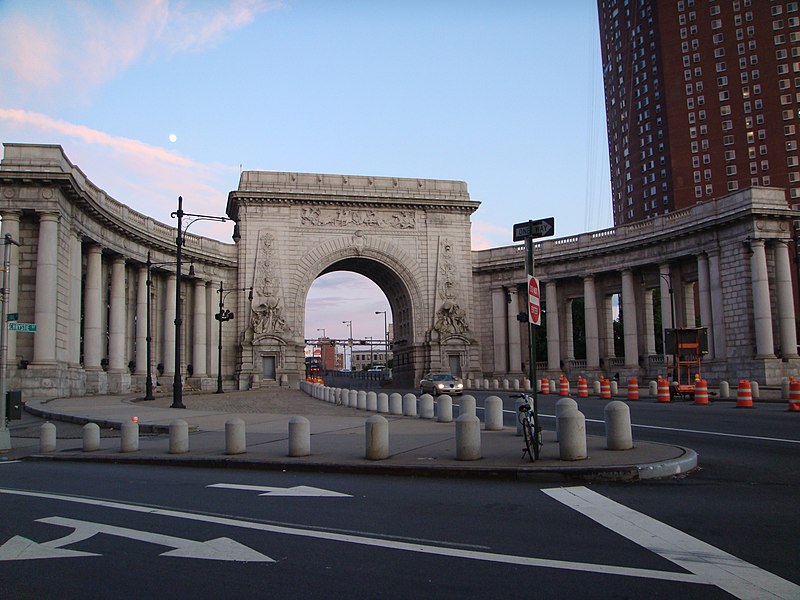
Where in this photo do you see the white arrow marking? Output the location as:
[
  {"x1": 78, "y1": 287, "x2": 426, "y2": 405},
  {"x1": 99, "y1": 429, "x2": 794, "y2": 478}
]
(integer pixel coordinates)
[
  {"x1": 543, "y1": 486, "x2": 800, "y2": 600},
  {"x1": 208, "y1": 483, "x2": 352, "y2": 497},
  {"x1": 0, "y1": 535, "x2": 99, "y2": 561},
  {"x1": 36, "y1": 517, "x2": 274, "y2": 563}
]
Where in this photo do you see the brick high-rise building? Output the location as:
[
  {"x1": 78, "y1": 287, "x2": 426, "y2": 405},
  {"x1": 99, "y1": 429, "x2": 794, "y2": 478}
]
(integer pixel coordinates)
[{"x1": 598, "y1": 0, "x2": 800, "y2": 225}]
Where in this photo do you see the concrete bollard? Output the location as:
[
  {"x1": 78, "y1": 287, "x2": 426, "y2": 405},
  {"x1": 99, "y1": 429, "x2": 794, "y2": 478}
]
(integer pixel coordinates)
[
  {"x1": 389, "y1": 393, "x2": 403, "y2": 415},
  {"x1": 751, "y1": 380, "x2": 760, "y2": 399},
  {"x1": 348, "y1": 389, "x2": 358, "y2": 408},
  {"x1": 514, "y1": 397, "x2": 525, "y2": 435},
  {"x1": 502, "y1": 379, "x2": 510, "y2": 390},
  {"x1": 365, "y1": 414, "x2": 389, "y2": 460},
  {"x1": 169, "y1": 419, "x2": 189, "y2": 454},
  {"x1": 225, "y1": 417, "x2": 247, "y2": 455},
  {"x1": 474, "y1": 379, "x2": 481, "y2": 390},
  {"x1": 512, "y1": 379, "x2": 520, "y2": 390},
  {"x1": 782, "y1": 377, "x2": 790, "y2": 401},
  {"x1": 418, "y1": 394, "x2": 435, "y2": 419},
  {"x1": 357, "y1": 390, "x2": 367, "y2": 410},
  {"x1": 288, "y1": 415, "x2": 311, "y2": 457},
  {"x1": 523, "y1": 378, "x2": 531, "y2": 391},
  {"x1": 482, "y1": 378, "x2": 489, "y2": 389},
  {"x1": 402, "y1": 393, "x2": 418, "y2": 417},
  {"x1": 366, "y1": 391, "x2": 378, "y2": 412},
  {"x1": 466, "y1": 379, "x2": 473, "y2": 389},
  {"x1": 437, "y1": 394, "x2": 453, "y2": 422},
  {"x1": 555, "y1": 397, "x2": 578, "y2": 442},
  {"x1": 558, "y1": 408, "x2": 587, "y2": 461},
  {"x1": 377, "y1": 392, "x2": 389, "y2": 413},
  {"x1": 604, "y1": 400, "x2": 633, "y2": 450},
  {"x1": 593, "y1": 380, "x2": 601, "y2": 396},
  {"x1": 719, "y1": 380, "x2": 730, "y2": 399},
  {"x1": 40, "y1": 422, "x2": 57, "y2": 453},
  {"x1": 492, "y1": 379, "x2": 500, "y2": 390},
  {"x1": 649, "y1": 380, "x2": 658, "y2": 397},
  {"x1": 550, "y1": 380, "x2": 557, "y2": 395},
  {"x1": 120, "y1": 421, "x2": 139, "y2": 453},
  {"x1": 484, "y1": 396, "x2": 504, "y2": 431},
  {"x1": 82, "y1": 422, "x2": 100, "y2": 452},
  {"x1": 610, "y1": 380, "x2": 618, "y2": 396},
  {"x1": 455, "y1": 414, "x2": 481, "y2": 460},
  {"x1": 459, "y1": 394, "x2": 477, "y2": 417}
]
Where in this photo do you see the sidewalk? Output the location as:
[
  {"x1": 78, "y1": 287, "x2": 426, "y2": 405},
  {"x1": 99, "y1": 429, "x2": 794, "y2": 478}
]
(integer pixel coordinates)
[{"x1": 6, "y1": 388, "x2": 698, "y2": 482}]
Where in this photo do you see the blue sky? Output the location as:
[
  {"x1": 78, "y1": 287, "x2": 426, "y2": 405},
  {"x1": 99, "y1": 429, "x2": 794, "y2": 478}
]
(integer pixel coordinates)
[{"x1": 0, "y1": 0, "x2": 611, "y2": 345}]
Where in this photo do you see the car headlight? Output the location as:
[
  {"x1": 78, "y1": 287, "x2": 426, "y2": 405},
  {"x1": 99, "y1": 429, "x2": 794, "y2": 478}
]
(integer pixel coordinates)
[
  {"x1": 436, "y1": 383, "x2": 445, "y2": 389},
  {"x1": 456, "y1": 383, "x2": 463, "y2": 389}
]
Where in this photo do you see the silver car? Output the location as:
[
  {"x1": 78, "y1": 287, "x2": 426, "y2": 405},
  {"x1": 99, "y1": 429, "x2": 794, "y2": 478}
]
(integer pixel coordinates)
[{"x1": 419, "y1": 372, "x2": 464, "y2": 396}]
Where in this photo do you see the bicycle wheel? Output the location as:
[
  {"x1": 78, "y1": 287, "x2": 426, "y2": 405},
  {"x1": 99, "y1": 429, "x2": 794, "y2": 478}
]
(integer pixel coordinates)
[{"x1": 522, "y1": 419, "x2": 536, "y2": 462}]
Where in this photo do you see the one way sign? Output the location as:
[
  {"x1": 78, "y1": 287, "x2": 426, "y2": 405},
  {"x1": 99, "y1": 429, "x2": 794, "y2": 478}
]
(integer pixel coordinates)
[{"x1": 513, "y1": 217, "x2": 555, "y2": 241}]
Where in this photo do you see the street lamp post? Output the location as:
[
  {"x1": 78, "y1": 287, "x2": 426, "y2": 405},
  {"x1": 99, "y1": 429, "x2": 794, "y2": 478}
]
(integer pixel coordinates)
[
  {"x1": 0, "y1": 233, "x2": 20, "y2": 451},
  {"x1": 215, "y1": 281, "x2": 253, "y2": 394},
  {"x1": 342, "y1": 320, "x2": 352, "y2": 370},
  {"x1": 375, "y1": 310, "x2": 387, "y2": 365},
  {"x1": 171, "y1": 195, "x2": 229, "y2": 409}
]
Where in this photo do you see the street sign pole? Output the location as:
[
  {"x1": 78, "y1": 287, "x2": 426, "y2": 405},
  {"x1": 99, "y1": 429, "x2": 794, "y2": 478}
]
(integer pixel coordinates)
[
  {"x1": 524, "y1": 234, "x2": 539, "y2": 440},
  {"x1": 0, "y1": 233, "x2": 20, "y2": 452}
]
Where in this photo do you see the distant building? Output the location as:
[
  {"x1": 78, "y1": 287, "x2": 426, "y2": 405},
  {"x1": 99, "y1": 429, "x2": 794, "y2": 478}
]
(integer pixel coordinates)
[{"x1": 598, "y1": 0, "x2": 800, "y2": 224}]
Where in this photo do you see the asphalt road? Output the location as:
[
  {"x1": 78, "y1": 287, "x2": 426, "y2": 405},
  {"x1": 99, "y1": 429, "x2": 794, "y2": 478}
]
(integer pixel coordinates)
[{"x1": 1, "y1": 391, "x2": 798, "y2": 599}]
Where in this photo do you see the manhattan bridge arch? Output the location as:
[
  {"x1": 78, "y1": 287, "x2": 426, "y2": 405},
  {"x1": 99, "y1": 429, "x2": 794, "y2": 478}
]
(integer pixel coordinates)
[{"x1": 226, "y1": 171, "x2": 483, "y2": 388}]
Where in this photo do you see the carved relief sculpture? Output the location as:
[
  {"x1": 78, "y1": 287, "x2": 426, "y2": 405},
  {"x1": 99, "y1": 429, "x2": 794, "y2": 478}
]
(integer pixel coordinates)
[
  {"x1": 433, "y1": 237, "x2": 470, "y2": 335},
  {"x1": 300, "y1": 206, "x2": 415, "y2": 229},
  {"x1": 250, "y1": 231, "x2": 290, "y2": 335}
]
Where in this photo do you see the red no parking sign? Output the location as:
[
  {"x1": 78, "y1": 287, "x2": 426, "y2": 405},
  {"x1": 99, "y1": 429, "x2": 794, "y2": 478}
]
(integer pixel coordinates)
[{"x1": 527, "y1": 275, "x2": 541, "y2": 325}]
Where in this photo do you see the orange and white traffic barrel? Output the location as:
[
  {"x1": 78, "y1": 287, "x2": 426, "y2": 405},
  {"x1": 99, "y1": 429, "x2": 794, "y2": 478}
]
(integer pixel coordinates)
[
  {"x1": 693, "y1": 378, "x2": 709, "y2": 405},
  {"x1": 577, "y1": 376, "x2": 589, "y2": 397},
  {"x1": 559, "y1": 375, "x2": 570, "y2": 396},
  {"x1": 627, "y1": 377, "x2": 639, "y2": 401},
  {"x1": 541, "y1": 378, "x2": 550, "y2": 394},
  {"x1": 788, "y1": 378, "x2": 800, "y2": 412},
  {"x1": 657, "y1": 376, "x2": 671, "y2": 403},
  {"x1": 600, "y1": 377, "x2": 611, "y2": 399},
  {"x1": 736, "y1": 379, "x2": 754, "y2": 408}
]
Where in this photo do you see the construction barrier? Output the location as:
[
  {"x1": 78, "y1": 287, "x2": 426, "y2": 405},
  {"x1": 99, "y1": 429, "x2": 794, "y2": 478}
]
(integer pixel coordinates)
[
  {"x1": 559, "y1": 375, "x2": 570, "y2": 396},
  {"x1": 600, "y1": 377, "x2": 611, "y2": 400},
  {"x1": 657, "y1": 377, "x2": 671, "y2": 403},
  {"x1": 736, "y1": 379, "x2": 754, "y2": 408},
  {"x1": 627, "y1": 377, "x2": 639, "y2": 401},
  {"x1": 789, "y1": 378, "x2": 800, "y2": 412},
  {"x1": 541, "y1": 378, "x2": 550, "y2": 394},
  {"x1": 577, "y1": 376, "x2": 589, "y2": 398},
  {"x1": 693, "y1": 378, "x2": 709, "y2": 405}
]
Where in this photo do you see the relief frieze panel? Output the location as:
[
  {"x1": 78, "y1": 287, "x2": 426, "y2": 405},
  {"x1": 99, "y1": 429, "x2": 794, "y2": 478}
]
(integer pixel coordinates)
[{"x1": 300, "y1": 206, "x2": 415, "y2": 229}]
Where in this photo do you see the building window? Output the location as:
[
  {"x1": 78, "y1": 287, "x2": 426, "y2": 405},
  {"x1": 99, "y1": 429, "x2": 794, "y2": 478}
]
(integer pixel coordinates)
[
  {"x1": 728, "y1": 180, "x2": 739, "y2": 191},
  {"x1": 726, "y1": 165, "x2": 738, "y2": 176},
  {"x1": 725, "y1": 150, "x2": 736, "y2": 160}
]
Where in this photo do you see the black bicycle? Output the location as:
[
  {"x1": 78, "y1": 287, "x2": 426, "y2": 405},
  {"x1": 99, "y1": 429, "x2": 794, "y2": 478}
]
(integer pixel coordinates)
[{"x1": 512, "y1": 393, "x2": 542, "y2": 461}]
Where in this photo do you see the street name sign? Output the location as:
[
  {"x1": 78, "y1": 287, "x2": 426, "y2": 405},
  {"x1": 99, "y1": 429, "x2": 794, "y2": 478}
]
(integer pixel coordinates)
[
  {"x1": 8, "y1": 322, "x2": 35, "y2": 332},
  {"x1": 6, "y1": 313, "x2": 17, "y2": 321},
  {"x1": 513, "y1": 217, "x2": 555, "y2": 242}
]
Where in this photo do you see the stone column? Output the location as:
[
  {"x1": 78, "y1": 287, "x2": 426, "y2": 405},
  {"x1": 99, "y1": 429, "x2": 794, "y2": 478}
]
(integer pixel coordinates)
[
  {"x1": 621, "y1": 269, "x2": 638, "y2": 367},
  {"x1": 683, "y1": 282, "x2": 696, "y2": 328},
  {"x1": 163, "y1": 274, "x2": 176, "y2": 376},
  {"x1": 207, "y1": 283, "x2": 218, "y2": 377},
  {"x1": 583, "y1": 275, "x2": 600, "y2": 368},
  {"x1": 659, "y1": 263, "x2": 674, "y2": 333},
  {"x1": 84, "y1": 244, "x2": 103, "y2": 370},
  {"x1": 193, "y1": 279, "x2": 208, "y2": 377},
  {"x1": 643, "y1": 289, "x2": 656, "y2": 355},
  {"x1": 135, "y1": 265, "x2": 148, "y2": 374},
  {"x1": 774, "y1": 240, "x2": 798, "y2": 358},
  {"x1": 108, "y1": 256, "x2": 127, "y2": 372},
  {"x1": 546, "y1": 281, "x2": 560, "y2": 371},
  {"x1": 750, "y1": 239, "x2": 775, "y2": 358},
  {"x1": 604, "y1": 295, "x2": 615, "y2": 358},
  {"x1": 707, "y1": 250, "x2": 727, "y2": 359},
  {"x1": 1, "y1": 211, "x2": 21, "y2": 366},
  {"x1": 565, "y1": 299, "x2": 575, "y2": 360},
  {"x1": 507, "y1": 287, "x2": 521, "y2": 373},
  {"x1": 491, "y1": 288, "x2": 508, "y2": 373},
  {"x1": 697, "y1": 253, "x2": 715, "y2": 358},
  {"x1": 32, "y1": 212, "x2": 59, "y2": 366},
  {"x1": 68, "y1": 232, "x2": 82, "y2": 366}
]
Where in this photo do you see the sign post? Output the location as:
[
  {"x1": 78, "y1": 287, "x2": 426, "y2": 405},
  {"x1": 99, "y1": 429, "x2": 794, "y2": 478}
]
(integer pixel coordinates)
[
  {"x1": 0, "y1": 233, "x2": 20, "y2": 452},
  {"x1": 512, "y1": 218, "x2": 555, "y2": 456}
]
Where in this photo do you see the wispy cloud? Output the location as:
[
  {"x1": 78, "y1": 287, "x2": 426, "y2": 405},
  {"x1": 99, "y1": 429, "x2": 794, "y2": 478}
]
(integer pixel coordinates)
[
  {"x1": 0, "y1": 0, "x2": 282, "y2": 101},
  {"x1": 471, "y1": 220, "x2": 511, "y2": 250}
]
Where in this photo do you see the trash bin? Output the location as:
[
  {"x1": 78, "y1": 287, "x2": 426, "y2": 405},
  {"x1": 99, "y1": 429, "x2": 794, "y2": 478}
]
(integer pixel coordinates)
[{"x1": 6, "y1": 390, "x2": 22, "y2": 420}]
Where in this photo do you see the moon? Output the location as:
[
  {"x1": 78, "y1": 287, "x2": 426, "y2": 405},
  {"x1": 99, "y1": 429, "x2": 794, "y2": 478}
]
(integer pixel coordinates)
[{"x1": 168, "y1": 133, "x2": 177, "y2": 143}]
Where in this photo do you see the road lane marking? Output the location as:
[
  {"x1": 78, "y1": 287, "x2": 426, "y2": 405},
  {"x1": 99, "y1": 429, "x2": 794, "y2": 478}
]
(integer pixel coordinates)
[
  {"x1": 0, "y1": 487, "x2": 705, "y2": 583},
  {"x1": 543, "y1": 486, "x2": 800, "y2": 600},
  {"x1": 208, "y1": 483, "x2": 352, "y2": 497}
]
